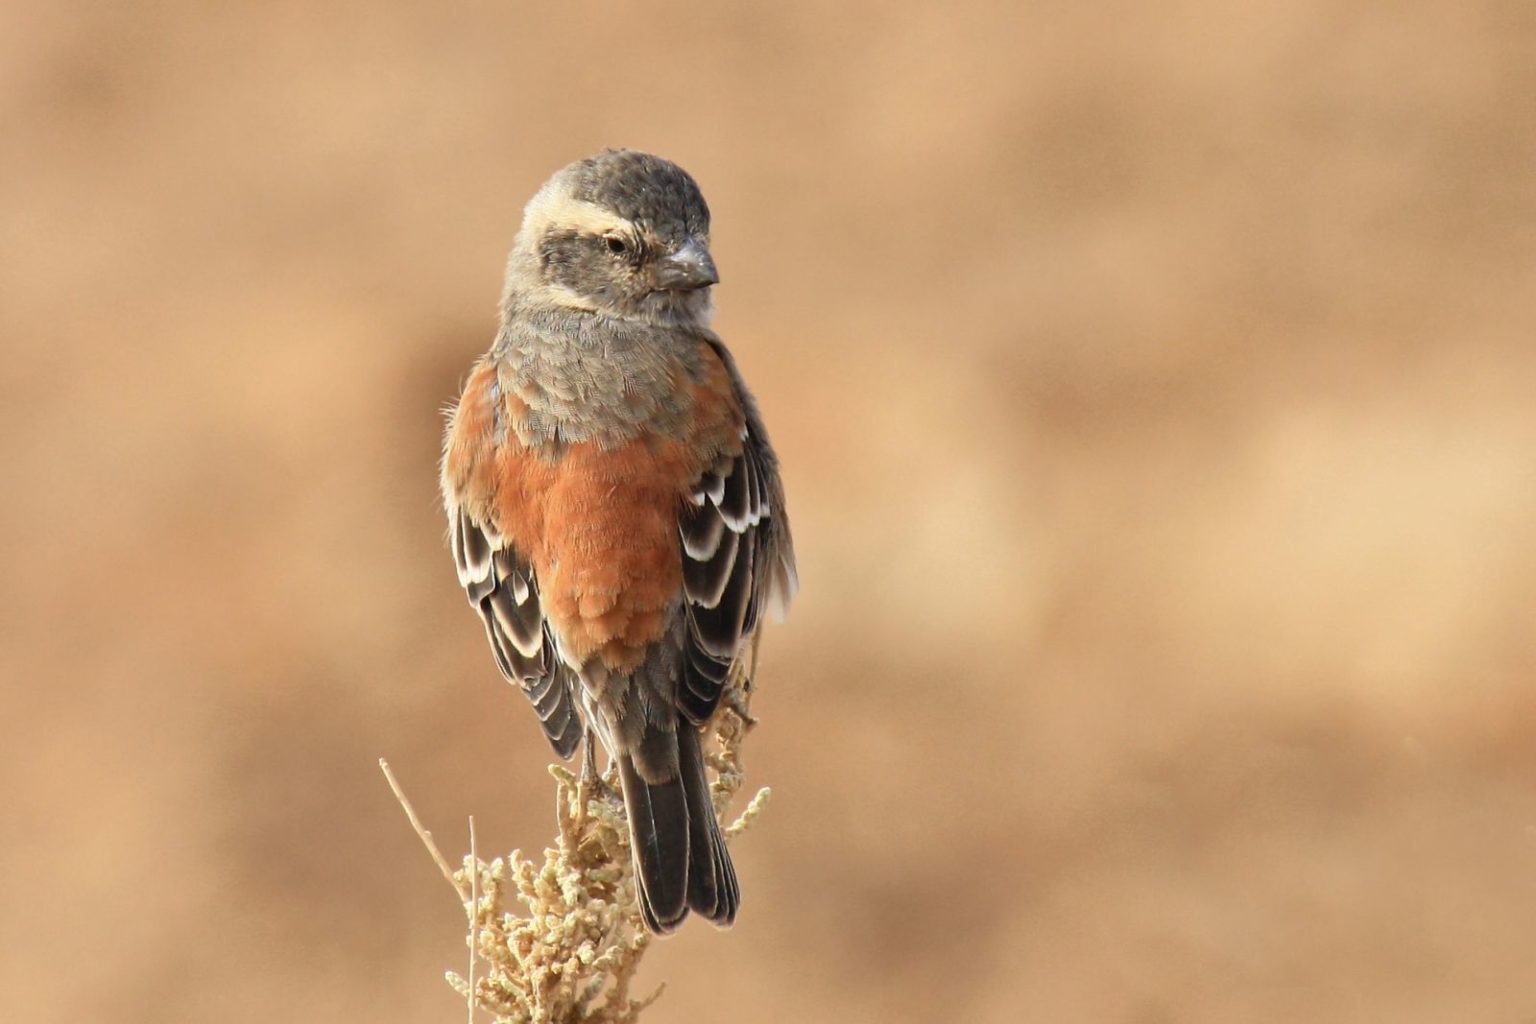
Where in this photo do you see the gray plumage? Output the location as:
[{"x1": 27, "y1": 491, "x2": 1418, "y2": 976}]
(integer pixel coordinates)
[{"x1": 441, "y1": 149, "x2": 797, "y2": 934}]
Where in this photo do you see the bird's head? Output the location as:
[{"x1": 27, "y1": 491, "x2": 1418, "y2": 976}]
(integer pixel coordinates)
[{"x1": 503, "y1": 149, "x2": 718, "y2": 328}]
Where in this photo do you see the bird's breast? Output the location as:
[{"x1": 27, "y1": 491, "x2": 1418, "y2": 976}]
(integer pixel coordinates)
[{"x1": 485, "y1": 336, "x2": 746, "y2": 672}]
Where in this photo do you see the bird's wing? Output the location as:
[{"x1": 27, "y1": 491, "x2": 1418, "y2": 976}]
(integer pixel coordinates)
[
  {"x1": 441, "y1": 358, "x2": 583, "y2": 759},
  {"x1": 449, "y1": 507, "x2": 584, "y2": 759},
  {"x1": 675, "y1": 349, "x2": 798, "y2": 726}
]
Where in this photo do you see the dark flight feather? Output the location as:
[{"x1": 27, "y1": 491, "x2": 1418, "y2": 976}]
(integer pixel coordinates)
[{"x1": 453, "y1": 513, "x2": 583, "y2": 760}]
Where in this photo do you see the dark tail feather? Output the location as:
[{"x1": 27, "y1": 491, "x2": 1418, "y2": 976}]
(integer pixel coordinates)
[
  {"x1": 618, "y1": 751, "x2": 690, "y2": 933},
  {"x1": 678, "y1": 724, "x2": 739, "y2": 926},
  {"x1": 618, "y1": 720, "x2": 740, "y2": 934}
]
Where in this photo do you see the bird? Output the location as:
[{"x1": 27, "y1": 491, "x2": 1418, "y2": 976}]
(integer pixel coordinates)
[{"x1": 439, "y1": 149, "x2": 797, "y2": 933}]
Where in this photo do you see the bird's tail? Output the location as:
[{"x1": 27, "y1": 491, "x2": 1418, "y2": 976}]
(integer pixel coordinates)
[{"x1": 617, "y1": 719, "x2": 738, "y2": 933}]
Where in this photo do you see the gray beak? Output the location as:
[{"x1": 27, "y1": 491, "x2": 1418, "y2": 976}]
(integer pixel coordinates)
[{"x1": 655, "y1": 239, "x2": 719, "y2": 291}]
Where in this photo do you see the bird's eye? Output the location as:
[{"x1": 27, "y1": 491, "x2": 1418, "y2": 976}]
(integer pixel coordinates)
[{"x1": 604, "y1": 235, "x2": 628, "y2": 255}]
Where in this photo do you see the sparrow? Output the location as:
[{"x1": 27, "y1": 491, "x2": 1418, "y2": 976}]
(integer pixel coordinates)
[{"x1": 439, "y1": 149, "x2": 797, "y2": 933}]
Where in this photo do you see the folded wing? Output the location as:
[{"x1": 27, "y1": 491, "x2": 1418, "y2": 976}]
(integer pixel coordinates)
[
  {"x1": 450, "y1": 508, "x2": 584, "y2": 758},
  {"x1": 676, "y1": 421, "x2": 796, "y2": 726}
]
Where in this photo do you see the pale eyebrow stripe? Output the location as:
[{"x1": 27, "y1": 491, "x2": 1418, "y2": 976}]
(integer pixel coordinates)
[{"x1": 525, "y1": 193, "x2": 633, "y2": 239}]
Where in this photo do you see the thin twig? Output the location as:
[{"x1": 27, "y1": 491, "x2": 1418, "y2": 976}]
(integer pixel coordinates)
[
  {"x1": 748, "y1": 627, "x2": 763, "y2": 690},
  {"x1": 468, "y1": 814, "x2": 478, "y2": 1024},
  {"x1": 379, "y1": 758, "x2": 470, "y2": 903}
]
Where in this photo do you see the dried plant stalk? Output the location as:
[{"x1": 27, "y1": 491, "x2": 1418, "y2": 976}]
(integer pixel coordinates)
[{"x1": 387, "y1": 702, "x2": 769, "y2": 1024}]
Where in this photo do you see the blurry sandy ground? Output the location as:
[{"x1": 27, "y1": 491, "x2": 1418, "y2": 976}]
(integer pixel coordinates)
[{"x1": 4, "y1": 0, "x2": 1536, "y2": 1020}]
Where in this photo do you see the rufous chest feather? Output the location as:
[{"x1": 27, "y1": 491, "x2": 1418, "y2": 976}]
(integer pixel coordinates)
[{"x1": 442, "y1": 339, "x2": 746, "y2": 670}]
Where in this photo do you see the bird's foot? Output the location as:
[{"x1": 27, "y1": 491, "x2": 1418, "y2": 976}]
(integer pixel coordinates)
[
  {"x1": 576, "y1": 737, "x2": 620, "y2": 819},
  {"x1": 725, "y1": 687, "x2": 759, "y2": 729}
]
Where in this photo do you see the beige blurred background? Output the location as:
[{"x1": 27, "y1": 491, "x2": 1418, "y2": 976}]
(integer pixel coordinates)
[{"x1": 5, "y1": 1, "x2": 1536, "y2": 1021}]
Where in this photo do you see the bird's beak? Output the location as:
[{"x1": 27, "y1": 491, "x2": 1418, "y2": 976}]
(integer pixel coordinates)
[{"x1": 655, "y1": 239, "x2": 719, "y2": 291}]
